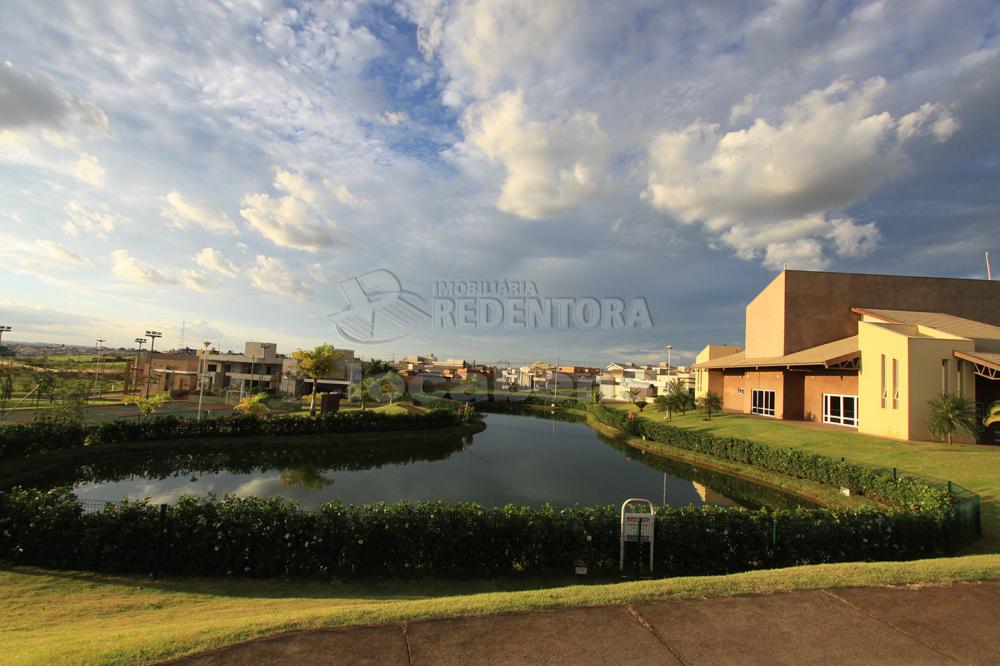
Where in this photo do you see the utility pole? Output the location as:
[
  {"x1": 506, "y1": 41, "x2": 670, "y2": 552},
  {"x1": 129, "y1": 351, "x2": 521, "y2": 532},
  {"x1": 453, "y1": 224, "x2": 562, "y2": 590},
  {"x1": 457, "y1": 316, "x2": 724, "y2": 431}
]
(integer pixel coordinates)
[
  {"x1": 94, "y1": 339, "x2": 106, "y2": 398},
  {"x1": 197, "y1": 340, "x2": 211, "y2": 421},
  {"x1": 132, "y1": 338, "x2": 146, "y2": 394},
  {"x1": 144, "y1": 330, "x2": 162, "y2": 397},
  {"x1": 666, "y1": 345, "x2": 672, "y2": 375}
]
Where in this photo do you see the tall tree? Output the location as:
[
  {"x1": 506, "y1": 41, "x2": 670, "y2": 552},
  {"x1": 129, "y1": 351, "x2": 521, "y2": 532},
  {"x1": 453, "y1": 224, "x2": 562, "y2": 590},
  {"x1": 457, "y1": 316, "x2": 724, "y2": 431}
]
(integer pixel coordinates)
[
  {"x1": 292, "y1": 344, "x2": 344, "y2": 416},
  {"x1": 697, "y1": 391, "x2": 722, "y2": 421},
  {"x1": 352, "y1": 376, "x2": 376, "y2": 410},
  {"x1": 926, "y1": 393, "x2": 978, "y2": 444},
  {"x1": 362, "y1": 358, "x2": 393, "y2": 377}
]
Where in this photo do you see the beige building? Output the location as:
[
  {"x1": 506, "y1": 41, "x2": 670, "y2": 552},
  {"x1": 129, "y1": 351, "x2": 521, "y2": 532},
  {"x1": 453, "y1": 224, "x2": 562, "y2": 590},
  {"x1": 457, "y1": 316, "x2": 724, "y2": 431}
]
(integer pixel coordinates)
[{"x1": 693, "y1": 270, "x2": 1000, "y2": 444}]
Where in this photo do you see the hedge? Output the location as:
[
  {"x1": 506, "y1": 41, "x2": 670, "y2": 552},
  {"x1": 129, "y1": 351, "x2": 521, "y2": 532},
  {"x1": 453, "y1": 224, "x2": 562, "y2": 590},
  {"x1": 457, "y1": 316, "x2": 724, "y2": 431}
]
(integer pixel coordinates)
[
  {"x1": 587, "y1": 405, "x2": 950, "y2": 511},
  {"x1": 0, "y1": 409, "x2": 467, "y2": 460},
  {"x1": 0, "y1": 488, "x2": 959, "y2": 579}
]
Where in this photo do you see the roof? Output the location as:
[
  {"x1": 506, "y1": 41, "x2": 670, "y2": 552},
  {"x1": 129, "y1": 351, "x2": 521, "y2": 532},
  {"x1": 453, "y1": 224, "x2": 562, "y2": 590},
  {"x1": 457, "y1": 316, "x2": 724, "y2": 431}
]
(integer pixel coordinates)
[
  {"x1": 692, "y1": 335, "x2": 859, "y2": 370},
  {"x1": 854, "y1": 308, "x2": 1000, "y2": 374}
]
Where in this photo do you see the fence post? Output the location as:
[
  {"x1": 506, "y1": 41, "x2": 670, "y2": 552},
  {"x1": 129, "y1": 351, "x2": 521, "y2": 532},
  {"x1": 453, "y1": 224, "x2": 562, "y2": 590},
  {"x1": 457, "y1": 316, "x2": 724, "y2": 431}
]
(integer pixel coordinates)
[
  {"x1": 892, "y1": 467, "x2": 897, "y2": 482},
  {"x1": 152, "y1": 503, "x2": 167, "y2": 579}
]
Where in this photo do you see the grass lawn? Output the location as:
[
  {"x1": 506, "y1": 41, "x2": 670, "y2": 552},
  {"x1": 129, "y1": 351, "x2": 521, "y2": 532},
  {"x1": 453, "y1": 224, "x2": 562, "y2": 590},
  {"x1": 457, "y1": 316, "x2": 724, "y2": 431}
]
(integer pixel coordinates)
[
  {"x1": 606, "y1": 403, "x2": 1000, "y2": 551},
  {"x1": 3, "y1": 554, "x2": 997, "y2": 665}
]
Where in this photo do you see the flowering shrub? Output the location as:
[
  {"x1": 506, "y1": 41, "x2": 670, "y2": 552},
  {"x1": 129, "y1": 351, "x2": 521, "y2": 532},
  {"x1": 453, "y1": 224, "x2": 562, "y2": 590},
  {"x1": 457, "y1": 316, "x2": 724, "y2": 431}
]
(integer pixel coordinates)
[
  {"x1": 0, "y1": 488, "x2": 961, "y2": 578},
  {"x1": 0, "y1": 409, "x2": 465, "y2": 460}
]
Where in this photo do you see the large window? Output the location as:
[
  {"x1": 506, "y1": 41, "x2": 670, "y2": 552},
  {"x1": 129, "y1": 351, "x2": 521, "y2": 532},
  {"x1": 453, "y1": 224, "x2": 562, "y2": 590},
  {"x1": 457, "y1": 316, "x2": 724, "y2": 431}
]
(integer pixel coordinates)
[
  {"x1": 751, "y1": 389, "x2": 776, "y2": 417},
  {"x1": 824, "y1": 394, "x2": 858, "y2": 427}
]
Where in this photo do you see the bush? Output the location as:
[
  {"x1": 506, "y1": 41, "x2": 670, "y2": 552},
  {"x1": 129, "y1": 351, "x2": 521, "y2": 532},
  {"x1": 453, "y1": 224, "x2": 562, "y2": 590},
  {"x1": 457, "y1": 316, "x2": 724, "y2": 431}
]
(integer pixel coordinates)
[
  {"x1": 0, "y1": 488, "x2": 960, "y2": 579},
  {"x1": 0, "y1": 409, "x2": 466, "y2": 460}
]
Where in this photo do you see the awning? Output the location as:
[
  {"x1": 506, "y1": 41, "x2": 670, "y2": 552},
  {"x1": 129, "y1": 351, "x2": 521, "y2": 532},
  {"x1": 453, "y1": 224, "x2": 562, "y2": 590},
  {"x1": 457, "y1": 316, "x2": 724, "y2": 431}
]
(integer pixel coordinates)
[{"x1": 692, "y1": 336, "x2": 859, "y2": 371}]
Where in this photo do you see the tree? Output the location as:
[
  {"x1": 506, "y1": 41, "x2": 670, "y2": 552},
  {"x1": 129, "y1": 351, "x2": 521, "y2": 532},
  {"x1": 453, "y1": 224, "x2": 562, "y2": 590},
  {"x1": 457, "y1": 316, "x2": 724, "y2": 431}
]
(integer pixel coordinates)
[
  {"x1": 124, "y1": 391, "x2": 172, "y2": 420},
  {"x1": 985, "y1": 400, "x2": 1000, "y2": 428},
  {"x1": 379, "y1": 372, "x2": 405, "y2": 405},
  {"x1": 47, "y1": 378, "x2": 91, "y2": 424},
  {"x1": 292, "y1": 344, "x2": 344, "y2": 416},
  {"x1": 697, "y1": 391, "x2": 722, "y2": 420},
  {"x1": 352, "y1": 376, "x2": 376, "y2": 410},
  {"x1": 362, "y1": 358, "x2": 393, "y2": 377},
  {"x1": 926, "y1": 393, "x2": 978, "y2": 444},
  {"x1": 628, "y1": 387, "x2": 648, "y2": 412},
  {"x1": 234, "y1": 392, "x2": 270, "y2": 418},
  {"x1": 591, "y1": 383, "x2": 602, "y2": 404}
]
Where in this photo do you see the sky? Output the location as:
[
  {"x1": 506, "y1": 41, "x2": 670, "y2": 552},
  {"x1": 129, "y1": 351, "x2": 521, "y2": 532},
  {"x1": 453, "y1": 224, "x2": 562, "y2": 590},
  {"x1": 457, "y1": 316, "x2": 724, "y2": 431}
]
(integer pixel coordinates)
[{"x1": 0, "y1": 0, "x2": 998, "y2": 366}]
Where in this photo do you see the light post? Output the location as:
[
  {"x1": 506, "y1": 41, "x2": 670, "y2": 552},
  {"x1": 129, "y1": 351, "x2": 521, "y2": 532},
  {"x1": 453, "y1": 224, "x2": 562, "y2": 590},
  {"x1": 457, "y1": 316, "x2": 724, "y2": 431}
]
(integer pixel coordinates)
[
  {"x1": 144, "y1": 330, "x2": 162, "y2": 397},
  {"x1": 197, "y1": 340, "x2": 211, "y2": 421},
  {"x1": 132, "y1": 338, "x2": 146, "y2": 394},
  {"x1": 0, "y1": 325, "x2": 10, "y2": 367},
  {"x1": 94, "y1": 338, "x2": 106, "y2": 398},
  {"x1": 666, "y1": 345, "x2": 672, "y2": 375}
]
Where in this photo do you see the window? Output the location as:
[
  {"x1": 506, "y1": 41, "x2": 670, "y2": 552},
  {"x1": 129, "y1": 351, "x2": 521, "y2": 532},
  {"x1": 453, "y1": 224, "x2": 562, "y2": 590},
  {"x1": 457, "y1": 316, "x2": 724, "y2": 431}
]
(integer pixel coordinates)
[
  {"x1": 751, "y1": 389, "x2": 776, "y2": 417},
  {"x1": 824, "y1": 394, "x2": 858, "y2": 427},
  {"x1": 892, "y1": 358, "x2": 900, "y2": 409},
  {"x1": 880, "y1": 354, "x2": 887, "y2": 408}
]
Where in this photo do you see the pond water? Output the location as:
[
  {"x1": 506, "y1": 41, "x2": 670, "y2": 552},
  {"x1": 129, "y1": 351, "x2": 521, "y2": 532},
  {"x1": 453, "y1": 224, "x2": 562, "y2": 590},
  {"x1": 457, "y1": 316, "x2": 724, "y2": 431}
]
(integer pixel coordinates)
[{"x1": 31, "y1": 413, "x2": 813, "y2": 510}]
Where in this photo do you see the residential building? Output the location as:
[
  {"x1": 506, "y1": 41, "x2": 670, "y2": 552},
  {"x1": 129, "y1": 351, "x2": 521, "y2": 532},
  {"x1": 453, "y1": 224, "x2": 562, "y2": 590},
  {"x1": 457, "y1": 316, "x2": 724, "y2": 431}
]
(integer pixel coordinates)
[
  {"x1": 201, "y1": 342, "x2": 357, "y2": 399},
  {"x1": 693, "y1": 270, "x2": 1000, "y2": 443},
  {"x1": 129, "y1": 351, "x2": 200, "y2": 394}
]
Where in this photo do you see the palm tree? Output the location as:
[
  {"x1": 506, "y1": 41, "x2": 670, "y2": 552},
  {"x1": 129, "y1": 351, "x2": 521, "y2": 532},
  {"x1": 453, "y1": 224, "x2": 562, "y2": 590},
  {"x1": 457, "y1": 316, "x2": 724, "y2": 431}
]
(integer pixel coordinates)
[
  {"x1": 984, "y1": 400, "x2": 1000, "y2": 428},
  {"x1": 292, "y1": 344, "x2": 344, "y2": 416},
  {"x1": 697, "y1": 391, "x2": 722, "y2": 420},
  {"x1": 926, "y1": 393, "x2": 977, "y2": 444}
]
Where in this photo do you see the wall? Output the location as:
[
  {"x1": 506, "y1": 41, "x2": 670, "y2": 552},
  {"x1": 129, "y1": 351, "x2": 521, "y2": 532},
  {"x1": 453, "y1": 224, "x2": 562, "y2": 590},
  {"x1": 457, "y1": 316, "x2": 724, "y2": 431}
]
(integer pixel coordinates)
[
  {"x1": 803, "y1": 372, "x2": 859, "y2": 423},
  {"x1": 695, "y1": 345, "x2": 741, "y2": 399},
  {"x1": 906, "y1": 335, "x2": 976, "y2": 443},
  {"x1": 743, "y1": 370, "x2": 785, "y2": 418},
  {"x1": 744, "y1": 272, "x2": 786, "y2": 358},
  {"x1": 782, "y1": 271, "x2": 1000, "y2": 356},
  {"x1": 858, "y1": 322, "x2": 912, "y2": 440},
  {"x1": 721, "y1": 372, "x2": 746, "y2": 412}
]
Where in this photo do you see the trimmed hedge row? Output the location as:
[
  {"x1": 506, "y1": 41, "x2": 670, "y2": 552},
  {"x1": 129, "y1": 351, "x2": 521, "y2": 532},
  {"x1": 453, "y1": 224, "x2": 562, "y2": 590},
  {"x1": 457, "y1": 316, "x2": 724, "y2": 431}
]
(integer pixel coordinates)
[
  {"x1": 0, "y1": 488, "x2": 958, "y2": 578},
  {"x1": 587, "y1": 405, "x2": 950, "y2": 511},
  {"x1": 0, "y1": 409, "x2": 466, "y2": 460}
]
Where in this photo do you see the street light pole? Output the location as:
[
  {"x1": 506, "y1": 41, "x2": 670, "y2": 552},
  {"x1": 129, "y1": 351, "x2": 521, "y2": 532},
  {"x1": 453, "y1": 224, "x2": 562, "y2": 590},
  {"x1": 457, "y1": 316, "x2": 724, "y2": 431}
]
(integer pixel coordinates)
[
  {"x1": 132, "y1": 338, "x2": 146, "y2": 394},
  {"x1": 197, "y1": 340, "x2": 211, "y2": 421},
  {"x1": 94, "y1": 339, "x2": 106, "y2": 398},
  {"x1": 666, "y1": 345, "x2": 672, "y2": 375},
  {"x1": 144, "y1": 330, "x2": 162, "y2": 397}
]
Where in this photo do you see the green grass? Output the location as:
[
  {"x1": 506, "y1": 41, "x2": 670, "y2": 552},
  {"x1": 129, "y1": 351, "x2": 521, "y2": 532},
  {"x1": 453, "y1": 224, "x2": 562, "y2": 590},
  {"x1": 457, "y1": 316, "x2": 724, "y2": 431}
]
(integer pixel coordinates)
[
  {"x1": 607, "y1": 403, "x2": 1000, "y2": 551},
  {"x1": 3, "y1": 555, "x2": 997, "y2": 665}
]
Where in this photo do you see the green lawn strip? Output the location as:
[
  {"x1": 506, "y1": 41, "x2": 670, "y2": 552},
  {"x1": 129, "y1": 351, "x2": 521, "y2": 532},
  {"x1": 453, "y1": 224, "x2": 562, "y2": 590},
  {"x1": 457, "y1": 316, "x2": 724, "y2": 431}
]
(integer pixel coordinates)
[
  {"x1": 2, "y1": 554, "x2": 997, "y2": 665},
  {"x1": 579, "y1": 412, "x2": 870, "y2": 509},
  {"x1": 604, "y1": 403, "x2": 1000, "y2": 551}
]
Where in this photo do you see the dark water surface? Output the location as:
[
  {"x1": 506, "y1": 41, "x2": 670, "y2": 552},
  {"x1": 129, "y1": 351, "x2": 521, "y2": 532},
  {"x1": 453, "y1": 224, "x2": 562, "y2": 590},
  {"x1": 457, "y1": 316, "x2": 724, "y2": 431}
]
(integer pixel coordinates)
[{"x1": 40, "y1": 413, "x2": 812, "y2": 510}]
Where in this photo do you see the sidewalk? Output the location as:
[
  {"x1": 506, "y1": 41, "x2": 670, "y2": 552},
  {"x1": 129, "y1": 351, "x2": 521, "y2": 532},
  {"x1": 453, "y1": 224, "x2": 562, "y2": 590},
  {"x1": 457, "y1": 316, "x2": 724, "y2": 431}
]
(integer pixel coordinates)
[{"x1": 173, "y1": 581, "x2": 999, "y2": 665}]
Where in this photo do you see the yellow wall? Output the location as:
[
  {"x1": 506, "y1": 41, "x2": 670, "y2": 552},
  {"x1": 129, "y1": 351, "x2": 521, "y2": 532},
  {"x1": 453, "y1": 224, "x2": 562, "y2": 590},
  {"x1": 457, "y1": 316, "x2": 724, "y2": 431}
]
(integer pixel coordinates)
[
  {"x1": 858, "y1": 321, "x2": 976, "y2": 442},
  {"x1": 744, "y1": 272, "x2": 785, "y2": 358},
  {"x1": 695, "y1": 344, "x2": 741, "y2": 399}
]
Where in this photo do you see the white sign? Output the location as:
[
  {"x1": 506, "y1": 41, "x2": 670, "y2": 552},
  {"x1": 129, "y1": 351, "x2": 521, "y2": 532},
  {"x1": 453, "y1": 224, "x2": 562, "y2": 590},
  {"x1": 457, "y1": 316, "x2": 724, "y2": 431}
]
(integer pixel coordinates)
[{"x1": 620, "y1": 498, "x2": 656, "y2": 572}]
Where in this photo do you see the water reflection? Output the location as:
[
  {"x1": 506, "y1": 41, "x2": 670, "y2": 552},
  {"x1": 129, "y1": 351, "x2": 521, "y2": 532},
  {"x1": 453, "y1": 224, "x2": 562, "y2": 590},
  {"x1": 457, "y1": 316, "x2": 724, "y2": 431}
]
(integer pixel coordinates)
[{"x1": 18, "y1": 413, "x2": 813, "y2": 511}]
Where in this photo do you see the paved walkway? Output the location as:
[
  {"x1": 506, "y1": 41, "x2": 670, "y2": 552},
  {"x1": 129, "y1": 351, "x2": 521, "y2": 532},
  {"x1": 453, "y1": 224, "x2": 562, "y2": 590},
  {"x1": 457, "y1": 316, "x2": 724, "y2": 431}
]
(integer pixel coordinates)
[{"x1": 174, "y1": 581, "x2": 999, "y2": 665}]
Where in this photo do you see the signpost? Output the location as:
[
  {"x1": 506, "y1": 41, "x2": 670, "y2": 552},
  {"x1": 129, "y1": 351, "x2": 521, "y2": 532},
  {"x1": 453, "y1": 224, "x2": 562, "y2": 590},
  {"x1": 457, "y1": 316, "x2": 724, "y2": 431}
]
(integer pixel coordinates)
[{"x1": 620, "y1": 498, "x2": 656, "y2": 574}]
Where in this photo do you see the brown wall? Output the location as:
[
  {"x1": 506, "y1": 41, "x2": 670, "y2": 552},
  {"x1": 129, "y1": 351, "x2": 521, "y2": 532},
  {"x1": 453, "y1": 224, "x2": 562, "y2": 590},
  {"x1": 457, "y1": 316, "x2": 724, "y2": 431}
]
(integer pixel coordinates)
[
  {"x1": 722, "y1": 372, "x2": 746, "y2": 412},
  {"x1": 745, "y1": 270, "x2": 1000, "y2": 359},
  {"x1": 782, "y1": 371, "x2": 804, "y2": 420},
  {"x1": 744, "y1": 370, "x2": 785, "y2": 417},
  {"x1": 803, "y1": 372, "x2": 859, "y2": 423}
]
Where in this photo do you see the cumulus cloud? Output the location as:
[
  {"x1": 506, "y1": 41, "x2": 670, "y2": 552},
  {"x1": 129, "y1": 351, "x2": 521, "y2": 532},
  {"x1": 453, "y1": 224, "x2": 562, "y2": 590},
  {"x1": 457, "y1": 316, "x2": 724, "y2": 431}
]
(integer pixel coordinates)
[
  {"x1": 34, "y1": 239, "x2": 92, "y2": 266},
  {"x1": 827, "y1": 218, "x2": 881, "y2": 258},
  {"x1": 323, "y1": 179, "x2": 366, "y2": 208},
  {"x1": 161, "y1": 192, "x2": 238, "y2": 234},
  {"x1": 195, "y1": 247, "x2": 238, "y2": 277},
  {"x1": 63, "y1": 200, "x2": 129, "y2": 238},
  {"x1": 247, "y1": 255, "x2": 312, "y2": 300},
  {"x1": 110, "y1": 250, "x2": 175, "y2": 285},
  {"x1": 644, "y1": 77, "x2": 956, "y2": 267},
  {"x1": 179, "y1": 269, "x2": 216, "y2": 293},
  {"x1": 240, "y1": 170, "x2": 336, "y2": 251},
  {"x1": 71, "y1": 153, "x2": 106, "y2": 186},
  {"x1": 462, "y1": 89, "x2": 608, "y2": 219},
  {"x1": 0, "y1": 61, "x2": 107, "y2": 131},
  {"x1": 380, "y1": 110, "x2": 407, "y2": 125},
  {"x1": 728, "y1": 93, "x2": 760, "y2": 124}
]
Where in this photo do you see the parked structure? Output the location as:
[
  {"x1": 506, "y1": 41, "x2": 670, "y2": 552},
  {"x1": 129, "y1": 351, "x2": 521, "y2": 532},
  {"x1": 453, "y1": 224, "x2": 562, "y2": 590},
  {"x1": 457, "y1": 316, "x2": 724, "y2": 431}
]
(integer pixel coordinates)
[{"x1": 693, "y1": 270, "x2": 1000, "y2": 443}]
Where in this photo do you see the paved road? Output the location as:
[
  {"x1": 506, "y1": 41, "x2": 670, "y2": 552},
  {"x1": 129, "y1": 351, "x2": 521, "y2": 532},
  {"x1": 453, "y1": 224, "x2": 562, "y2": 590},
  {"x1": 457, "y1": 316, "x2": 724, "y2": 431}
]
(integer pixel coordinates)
[{"x1": 173, "y1": 581, "x2": 999, "y2": 665}]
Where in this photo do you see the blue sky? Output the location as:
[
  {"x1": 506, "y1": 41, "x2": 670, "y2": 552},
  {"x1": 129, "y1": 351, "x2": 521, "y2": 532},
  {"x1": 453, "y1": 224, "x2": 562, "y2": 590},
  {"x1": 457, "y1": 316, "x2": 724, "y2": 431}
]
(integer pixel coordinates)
[{"x1": 0, "y1": 0, "x2": 998, "y2": 366}]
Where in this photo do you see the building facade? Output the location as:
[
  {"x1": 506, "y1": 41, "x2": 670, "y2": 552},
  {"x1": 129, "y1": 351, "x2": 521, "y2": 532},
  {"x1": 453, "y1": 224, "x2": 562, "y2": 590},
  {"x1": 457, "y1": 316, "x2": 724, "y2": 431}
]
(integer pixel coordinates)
[{"x1": 693, "y1": 270, "x2": 1000, "y2": 443}]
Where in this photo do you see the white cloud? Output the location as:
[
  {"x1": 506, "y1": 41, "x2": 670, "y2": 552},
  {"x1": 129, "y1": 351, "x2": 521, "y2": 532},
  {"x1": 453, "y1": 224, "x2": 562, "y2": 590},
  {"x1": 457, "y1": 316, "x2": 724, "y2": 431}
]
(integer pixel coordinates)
[
  {"x1": 827, "y1": 218, "x2": 881, "y2": 258},
  {"x1": 380, "y1": 110, "x2": 407, "y2": 126},
  {"x1": 160, "y1": 192, "x2": 238, "y2": 234},
  {"x1": 71, "y1": 153, "x2": 106, "y2": 186},
  {"x1": 247, "y1": 255, "x2": 312, "y2": 300},
  {"x1": 462, "y1": 89, "x2": 608, "y2": 219},
  {"x1": 0, "y1": 61, "x2": 107, "y2": 132},
  {"x1": 644, "y1": 77, "x2": 956, "y2": 266},
  {"x1": 240, "y1": 171, "x2": 336, "y2": 251},
  {"x1": 195, "y1": 247, "x2": 238, "y2": 277},
  {"x1": 63, "y1": 200, "x2": 129, "y2": 238},
  {"x1": 762, "y1": 239, "x2": 830, "y2": 271},
  {"x1": 323, "y1": 179, "x2": 365, "y2": 208},
  {"x1": 728, "y1": 93, "x2": 759, "y2": 124},
  {"x1": 34, "y1": 239, "x2": 92, "y2": 266},
  {"x1": 110, "y1": 249, "x2": 175, "y2": 286},
  {"x1": 179, "y1": 269, "x2": 216, "y2": 293}
]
